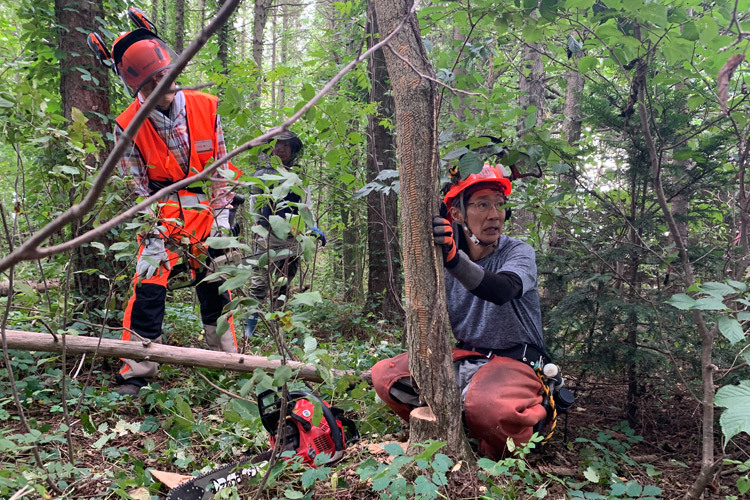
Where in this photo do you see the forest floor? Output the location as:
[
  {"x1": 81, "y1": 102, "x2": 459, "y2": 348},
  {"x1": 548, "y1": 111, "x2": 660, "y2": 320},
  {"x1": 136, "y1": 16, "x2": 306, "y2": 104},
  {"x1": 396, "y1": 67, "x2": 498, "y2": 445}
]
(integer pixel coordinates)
[{"x1": 5, "y1": 358, "x2": 749, "y2": 499}]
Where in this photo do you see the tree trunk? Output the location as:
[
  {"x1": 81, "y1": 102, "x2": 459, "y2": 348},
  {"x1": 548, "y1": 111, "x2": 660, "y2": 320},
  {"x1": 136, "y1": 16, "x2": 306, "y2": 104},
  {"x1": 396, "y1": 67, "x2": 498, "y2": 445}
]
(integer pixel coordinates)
[
  {"x1": 341, "y1": 205, "x2": 363, "y2": 300},
  {"x1": 562, "y1": 65, "x2": 584, "y2": 146},
  {"x1": 175, "y1": 0, "x2": 185, "y2": 54},
  {"x1": 253, "y1": 0, "x2": 274, "y2": 96},
  {"x1": 217, "y1": 0, "x2": 230, "y2": 72},
  {"x1": 373, "y1": 0, "x2": 472, "y2": 460},
  {"x1": 279, "y1": 0, "x2": 289, "y2": 108},
  {"x1": 55, "y1": 0, "x2": 114, "y2": 314},
  {"x1": 152, "y1": 0, "x2": 159, "y2": 25},
  {"x1": 365, "y1": 3, "x2": 402, "y2": 323}
]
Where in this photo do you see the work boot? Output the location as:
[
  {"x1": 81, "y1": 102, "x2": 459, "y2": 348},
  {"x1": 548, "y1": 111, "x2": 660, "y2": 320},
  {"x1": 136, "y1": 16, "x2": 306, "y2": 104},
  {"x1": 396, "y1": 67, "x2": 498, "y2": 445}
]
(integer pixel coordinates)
[
  {"x1": 204, "y1": 324, "x2": 237, "y2": 353},
  {"x1": 244, "y1": 313, "x2": 259, "y2": 338},
  {"x1": 115, "y1": 383, "x2": 141, "y2": 397}
]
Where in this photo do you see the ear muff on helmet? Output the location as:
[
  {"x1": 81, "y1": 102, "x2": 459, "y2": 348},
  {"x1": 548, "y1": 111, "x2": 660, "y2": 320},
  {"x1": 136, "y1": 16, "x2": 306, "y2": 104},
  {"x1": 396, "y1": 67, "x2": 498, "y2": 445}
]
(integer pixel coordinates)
[{"x1": 111, "y1": 28, "x2": 176, "y2": 96}]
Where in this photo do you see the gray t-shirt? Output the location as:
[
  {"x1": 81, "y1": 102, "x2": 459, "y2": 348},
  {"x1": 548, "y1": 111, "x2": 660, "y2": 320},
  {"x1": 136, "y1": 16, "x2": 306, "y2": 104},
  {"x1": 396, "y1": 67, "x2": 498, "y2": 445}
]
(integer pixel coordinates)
[{"x1": 445, "y1": 234, "x2": 544, "y2": 352}]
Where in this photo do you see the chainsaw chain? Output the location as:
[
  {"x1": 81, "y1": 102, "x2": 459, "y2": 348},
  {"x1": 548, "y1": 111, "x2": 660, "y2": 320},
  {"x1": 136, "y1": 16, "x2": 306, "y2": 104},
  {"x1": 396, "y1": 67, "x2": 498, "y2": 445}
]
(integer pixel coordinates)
[{"x1": 165, "y1": 450, "x2": 272, "y2": 500}]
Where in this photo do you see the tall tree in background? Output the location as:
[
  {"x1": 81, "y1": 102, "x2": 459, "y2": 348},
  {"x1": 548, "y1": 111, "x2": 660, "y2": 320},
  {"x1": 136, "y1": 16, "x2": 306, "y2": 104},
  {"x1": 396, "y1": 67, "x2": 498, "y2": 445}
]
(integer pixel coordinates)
[
  {"x1": 175, "y1": 0, "x2": 186, "y2": 53},
  {"x1": 373, "y1": 0, "x2": 472, "y2": 459},
  {"x1": 55, "y1": 0, "x2": 113, "y2": 313},
  {"x1": 218, "y1": 0, "x2": 231, "y2": 71},
  {"x1": 253, "y1": 0, "x2": 274, "y2": 96},
  {"x1": 365, "y1": 2, "x2": 402, "y2": 323}
]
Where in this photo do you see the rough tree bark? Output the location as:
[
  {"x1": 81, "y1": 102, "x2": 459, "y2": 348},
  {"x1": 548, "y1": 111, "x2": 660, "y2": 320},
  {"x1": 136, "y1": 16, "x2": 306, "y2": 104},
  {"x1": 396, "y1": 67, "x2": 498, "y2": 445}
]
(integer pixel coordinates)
[
  {"x1": 253, "y1": 0, "x2": 274, "y2": 96},
  {"x1": 217, "y1": 0, "x2": 230, "y2": 72},
  {"x1": 373, "y1": 0, "x2": 472, "y2": 460},
  {"x1": 55, "y1": 0, "x2": 115, "y2": 313},
  {"x1": 175, "y1": 0, "x2": 185, "y2": 54},
  {"x1": 365, "y1": 3, "x2": 402, "y2": 323}
]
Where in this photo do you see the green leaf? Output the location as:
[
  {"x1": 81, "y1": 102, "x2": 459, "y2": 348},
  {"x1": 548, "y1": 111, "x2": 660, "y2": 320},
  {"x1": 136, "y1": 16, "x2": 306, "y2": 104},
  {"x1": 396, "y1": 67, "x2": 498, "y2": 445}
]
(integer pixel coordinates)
[
  {"x1": 666, "y1": 293, "x2": 695, "y2": 310},
  {"x1": 284, "y1": 489, "x2": 304, "y2": 499},
  {"x1": 718, "y1": 317, "x2": 745, "y2": 344},
  {"x1": 205, "y1": 236, "x2": 248, "y2": 251},
  {"x1": 524, "y1": 111, "x2": 537, "y2": 129},
  {"x1": 566, "y1": 0, "x2": 595, "y2": 8},
  {"x1": 414, "y1": 440, "x2": 445, "y2": 460},
  {"x1": 702, "y1": 281, "x2": 735, "y2": 298},
  {"x1": 583, "y1": 466, "x2": 600, "y2": 483},
  {"x1": 303, "y1": 335, "x2": 318, "y2": 353},
  {"x1": 716, "y1": 380, "x2": 750, "y2": 441},
  {"x1": 300, "y1": 83, "x2": 316, "y2": 101},
  {"x1": 458, "y1": 151, "x2": 483, "y2": 178},
  {"x1": 645, "y1": 464, "x2": 662, "y2": 477},
  {"x1": 90, "y1": 241, "x2": 106, "y2": 254},
  {"x1": 738, "y1": 476, "x2": 750, "y2": 495},
  {"x1": 108, "y1": 241, "x2": 130, "y2": 252},
  {"x1": 625, "y1": 481, "x2": 643, "y2": 497},
  {"x1": 216, "y1": 314, "x2": 229, "y2": 337},
  {"x1": 578, "y1": 56, "x2": 597, "y2": 73},
  {"x1": 687, "y1": 95, "x2": 705, "y2": 111},
  {"x1": 431, "y1": 453, "x2": 452, "y2": 473},
  {"x1": 414, "y1": 475, "x2": 438, "y2": 497},
  {"x1": 682, "y1": 22, "x2": 700, "y2": 41},
  {"x1": 727, "y1": 280, "x2": 748, "y2": 292},
  {"x1": 268, "y1": 215, "x2": 292, "y2": 240},
  {"x1": 643, "y1": 485, "x2": 662, "y2": 496},
  {"x1": 273, "y1": 365, "x2": 293, "y2": 386},
  {"x1": 289, "y1": 291, "x2": 322, "y2": 307},
  {"x1": 692, "y1": 297, "x2": 727, "y2": 310},
  {"x1": 384, "y1": 442, "x2": 405, "y2": 456},
  {"x1": 610, "y1": 482, "x2": 627, "y2": 496}
]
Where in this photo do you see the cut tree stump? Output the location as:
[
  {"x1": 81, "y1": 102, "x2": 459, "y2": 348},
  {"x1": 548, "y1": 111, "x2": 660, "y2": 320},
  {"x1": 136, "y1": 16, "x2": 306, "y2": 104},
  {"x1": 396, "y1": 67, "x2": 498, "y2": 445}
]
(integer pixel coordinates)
[{"x1": 407, "y1": 406, "x2": 439, "y2": 455}]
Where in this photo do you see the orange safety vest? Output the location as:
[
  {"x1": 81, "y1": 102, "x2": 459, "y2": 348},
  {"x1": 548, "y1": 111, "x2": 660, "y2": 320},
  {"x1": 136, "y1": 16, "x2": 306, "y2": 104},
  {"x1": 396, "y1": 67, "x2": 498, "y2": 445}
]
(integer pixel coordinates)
[{"x1": 116, "y1": 90, "x2": 221, "y2": 245}]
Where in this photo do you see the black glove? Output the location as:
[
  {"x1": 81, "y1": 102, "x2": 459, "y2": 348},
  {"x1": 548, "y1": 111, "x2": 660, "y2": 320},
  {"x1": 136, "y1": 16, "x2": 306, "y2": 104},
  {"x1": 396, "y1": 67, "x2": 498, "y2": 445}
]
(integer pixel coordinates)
[{"x1": 432, "y1": 216, "x2": 459, "y2": 267}]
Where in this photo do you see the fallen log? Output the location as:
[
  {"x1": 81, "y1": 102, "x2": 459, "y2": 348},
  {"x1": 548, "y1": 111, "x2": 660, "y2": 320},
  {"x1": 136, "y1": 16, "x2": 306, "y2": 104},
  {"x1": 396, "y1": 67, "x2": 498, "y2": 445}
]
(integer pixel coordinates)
[
  {"x1": 0, "y1": 279, "x2": 60, "y2": 296},
  {"x1": 1, "y1": 329, "x2": 372, "y2": 385}
]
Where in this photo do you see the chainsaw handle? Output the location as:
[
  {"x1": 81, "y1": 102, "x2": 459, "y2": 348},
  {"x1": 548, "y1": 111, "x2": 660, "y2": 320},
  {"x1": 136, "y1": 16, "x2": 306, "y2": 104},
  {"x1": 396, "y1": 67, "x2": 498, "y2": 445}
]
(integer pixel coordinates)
[
  {"x1": 287, "y1": 391, "x2": 345, "y2": 459},
  {"x1": 259, "y1": 389, "x2": 345, "y2": 461}
]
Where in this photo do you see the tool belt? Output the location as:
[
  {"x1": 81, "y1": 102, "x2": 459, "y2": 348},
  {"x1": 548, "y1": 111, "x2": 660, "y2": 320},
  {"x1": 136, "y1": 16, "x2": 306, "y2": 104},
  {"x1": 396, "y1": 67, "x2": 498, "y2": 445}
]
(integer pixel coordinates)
[{"x1": 455, "y1": 341, "x2": 548, "y2": 369}]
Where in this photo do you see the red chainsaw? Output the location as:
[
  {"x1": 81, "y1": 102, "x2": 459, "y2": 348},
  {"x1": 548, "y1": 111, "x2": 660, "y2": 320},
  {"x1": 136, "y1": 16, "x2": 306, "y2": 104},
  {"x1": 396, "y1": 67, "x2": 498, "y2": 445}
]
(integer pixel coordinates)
[{"x1": 166, "y1": 390, "x2": 358, "y2": 499}]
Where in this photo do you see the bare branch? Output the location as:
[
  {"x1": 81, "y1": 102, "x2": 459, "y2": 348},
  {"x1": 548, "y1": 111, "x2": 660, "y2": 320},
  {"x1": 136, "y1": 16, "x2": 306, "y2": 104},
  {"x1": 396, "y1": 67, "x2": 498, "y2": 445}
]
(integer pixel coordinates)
[
  {"x1": 0, "y1": 0, "x2": 243, "y2": 272},
  {"x1": 0, "y1": 0, "x2": 414, "y2": 272}
]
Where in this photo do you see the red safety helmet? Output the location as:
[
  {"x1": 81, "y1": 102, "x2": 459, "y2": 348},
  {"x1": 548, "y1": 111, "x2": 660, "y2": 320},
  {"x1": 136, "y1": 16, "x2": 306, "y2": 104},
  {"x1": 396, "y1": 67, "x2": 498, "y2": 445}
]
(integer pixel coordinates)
[
  {"x1": 111, "y1": 28, "x2": 175, "y2": 96},
  {"x1": 443, "y1": 163, "x2": 512, "y2": 211}
]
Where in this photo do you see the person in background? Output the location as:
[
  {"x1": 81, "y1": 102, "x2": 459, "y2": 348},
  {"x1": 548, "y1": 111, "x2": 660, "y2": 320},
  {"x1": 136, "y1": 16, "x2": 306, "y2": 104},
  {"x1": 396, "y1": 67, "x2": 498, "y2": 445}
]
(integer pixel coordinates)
[{"x1": 245, "y1": 130, "x2": 326, "y2": 337}]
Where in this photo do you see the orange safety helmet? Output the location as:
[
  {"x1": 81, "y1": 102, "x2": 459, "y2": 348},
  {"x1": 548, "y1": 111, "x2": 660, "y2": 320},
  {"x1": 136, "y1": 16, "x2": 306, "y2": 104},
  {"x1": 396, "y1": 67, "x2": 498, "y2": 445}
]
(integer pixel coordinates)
[
  {"x1": 111, "y1": 28, "x2": 175, "y2": 96},
  {"x1": 443, "y1": 163, "x2": 512, "y2": 211}
]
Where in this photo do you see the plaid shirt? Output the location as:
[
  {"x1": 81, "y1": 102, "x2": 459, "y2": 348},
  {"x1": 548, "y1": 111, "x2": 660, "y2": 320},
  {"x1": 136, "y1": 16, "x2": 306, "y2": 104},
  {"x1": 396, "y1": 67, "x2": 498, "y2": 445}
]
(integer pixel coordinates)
[{"x1": 114, "y1": 91, "x2": 233, "y2": 209}]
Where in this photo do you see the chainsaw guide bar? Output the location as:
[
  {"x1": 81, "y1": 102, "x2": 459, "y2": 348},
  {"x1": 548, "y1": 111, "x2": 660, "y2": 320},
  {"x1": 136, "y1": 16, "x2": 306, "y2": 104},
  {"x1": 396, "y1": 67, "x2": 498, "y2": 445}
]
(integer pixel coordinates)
[{"x1": 166, "y1": 450, "x2": 271, "y2": 500}]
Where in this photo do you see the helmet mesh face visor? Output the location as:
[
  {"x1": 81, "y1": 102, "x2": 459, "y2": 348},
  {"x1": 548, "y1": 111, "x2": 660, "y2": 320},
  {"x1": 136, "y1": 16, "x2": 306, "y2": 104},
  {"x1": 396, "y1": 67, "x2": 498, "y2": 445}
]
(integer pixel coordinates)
[{"x1": 112, "y1": 29, "x2": 176, "y2": 96}]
